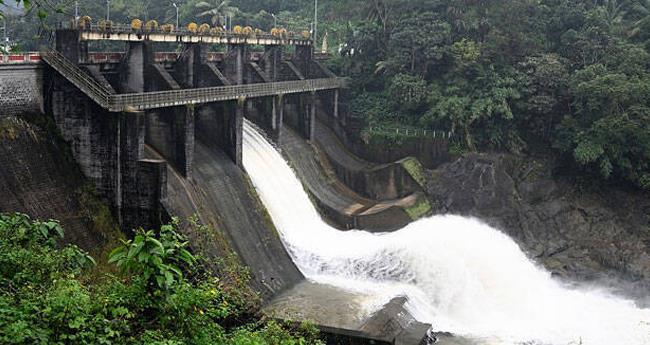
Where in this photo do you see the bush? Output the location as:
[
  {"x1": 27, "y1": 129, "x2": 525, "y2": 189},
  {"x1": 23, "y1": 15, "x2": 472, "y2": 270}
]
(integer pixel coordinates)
[
  {"x1": 0, "y1": 214, "x2": 323, "y2": 345},
  {"x1": 108, "y1": 221, "x2": 196, "y2": 293},
  {"x1": 350, "y1": 91, "x2": 398, "y2": 124}
]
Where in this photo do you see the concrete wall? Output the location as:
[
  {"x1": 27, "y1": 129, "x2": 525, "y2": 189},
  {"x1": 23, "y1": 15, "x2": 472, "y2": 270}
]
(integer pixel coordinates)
[
  {"x1": 196, "y1": 101, "x2": 243, "y2": 167},
  {"x1": 317, "y1": 106, "x2": 452, "y2": 169},
  {"x1": 146, "y1": 106, "x2": 195, "y2": 178},
  {"x1": 145, "y1": 63, "x2": 195, "y2": 178},
  {"x1": 283, "y1": 94, "x2": 315, "y2": 141},
  {"x1": 0, "y1": 115, "x2": 118, "y2": 253},
  {"x1": 191, "y1": 44, "x2": 243, "y2": 167},
  {"x1": 0, "y1": 65, "x2": 43, "y2": 117},
  {"x1": 44, "y1": 67, "x2": 166, "y2": 231}
]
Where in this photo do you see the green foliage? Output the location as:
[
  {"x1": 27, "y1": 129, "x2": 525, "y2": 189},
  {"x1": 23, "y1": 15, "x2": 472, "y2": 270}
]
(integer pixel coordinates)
[
  {"x1": 552, "y1": 41, "x2": 650, "y2": 190},
  {"x1": 384, "y1": 12, "x2": 451, "y2": 76},
  {"x1": 405, "y1": 196, "x2": 432, "y2": 221},
  {"x1": 451, "y1": 38, "x2": 480, "y2": 65},
  {"x1": 195, "y1": 0, "x2": 237, "y2": 27},
  {"x1": 388, "y1": 74, "x2": 428, "y2": 113},
  {"x1": 0, "y1": 213, "x2": 94, "y2": 289},
  {"x1": 329, "y1": 0, "x2": 650, "y2": 190},
  {"x1": 420, "y1": 66, "x2": 523, "y2": 151},
  {"x1": 109, "y1": 220, "x2": 196, "y2": 292},
  {"x1": 350, "y1": 91, "x2": 396, "y2": 124},
  {"x1": 0, "y1": 214, "x2": 322, "y2": 345},
  {"x1": 400, "y1": 157, "x2": 427, "y2": 188}
]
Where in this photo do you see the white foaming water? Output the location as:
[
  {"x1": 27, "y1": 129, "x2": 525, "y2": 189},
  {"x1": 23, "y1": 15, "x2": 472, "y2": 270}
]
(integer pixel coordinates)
[{"x1": 242, "y1": 123, "x2": 650, "y2": 345}]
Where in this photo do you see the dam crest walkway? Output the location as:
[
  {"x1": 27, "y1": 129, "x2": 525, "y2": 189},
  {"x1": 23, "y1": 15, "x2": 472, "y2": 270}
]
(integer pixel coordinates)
[{"x1": 42, "y1": 49, "x2": 346, "y2": 112}]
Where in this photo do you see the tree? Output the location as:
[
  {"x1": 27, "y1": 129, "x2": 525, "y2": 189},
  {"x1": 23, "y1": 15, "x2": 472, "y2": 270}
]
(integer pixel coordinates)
[
  {"x1": 554, "y1": 43, "x2": 650, "y2": 189},
  {"x1": 516, "y1": 53, "x2": 571, "y2": 142},
  {"x1": 384, "y1": 12, "x2": 451, "y2": 77},
  {"x1": 388, "y1": 73, "x2": 428, "y2": 114},
  {"x1": 421, "y1": 65, "x2": 523, "y2": 151},
  {"x1": 195, "y1": 0, "x2": 237, "y2": 27},
  {"x1": 630, "y1": 0, "x2": 650, "y2": 38},
  {"x1": 125, "y1": 0, "x2": 154, "y2": 21}
]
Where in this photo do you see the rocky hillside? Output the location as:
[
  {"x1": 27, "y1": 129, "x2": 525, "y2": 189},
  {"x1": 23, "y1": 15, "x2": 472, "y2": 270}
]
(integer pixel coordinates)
[{"x1": 425, "y1": 153, "x2": 650, "y2": 305}]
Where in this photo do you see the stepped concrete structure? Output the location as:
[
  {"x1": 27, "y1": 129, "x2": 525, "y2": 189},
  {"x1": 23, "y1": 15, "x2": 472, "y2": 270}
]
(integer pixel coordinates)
[{"x1": 37, "y1": 26, "x2": 344, "y2": 231}]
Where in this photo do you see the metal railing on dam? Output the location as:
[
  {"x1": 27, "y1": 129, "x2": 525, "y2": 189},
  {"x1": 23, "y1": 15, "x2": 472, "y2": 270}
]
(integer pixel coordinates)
[
  {"x1": 42, "y1": 49, "x2": 346, "y2": 112},
  {"x1": 0, "y1": 51, "x2": 330, "y2": 65},
  {"x1": 60, "y1": 22, "x2": 312, "y2": 46},
  {"x1": 110, "y1": 79, "x2": 345, "y2": 111},
  {"x1": 42, "y1": 49, "x2": 114, "y2": 108}
]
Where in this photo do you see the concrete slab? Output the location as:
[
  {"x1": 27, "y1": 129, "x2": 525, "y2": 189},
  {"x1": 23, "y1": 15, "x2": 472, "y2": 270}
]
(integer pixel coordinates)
[{"x1": 265, "y1": 281, "x2": 434, "y2": 345}]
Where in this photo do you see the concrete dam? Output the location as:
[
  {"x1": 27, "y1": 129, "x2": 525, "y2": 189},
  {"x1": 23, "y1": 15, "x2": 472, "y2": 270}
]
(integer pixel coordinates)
[
  {"x1": 3, "y1": 24, "x2": 649, "y2": 345},
  {"x1": 0, "y1": 25, "x2": 433, "y2": 344}
]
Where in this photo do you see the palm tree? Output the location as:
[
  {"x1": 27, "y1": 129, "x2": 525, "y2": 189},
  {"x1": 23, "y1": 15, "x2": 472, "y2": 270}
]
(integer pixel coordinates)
[
  {"x1": 630, "y1": 0, "x2": 650, "y2": 37},
  {"x1": 364, "y1": 0, "x2": 393, "y2": 34},
  {"x1": 126, "y1": 0, "x2": 153, "y2": 21},
  {"x1": 195, "y1": 0, "x2": 236, "y2": 27},
  {"x1": 602, "y1": 0, "x2": 626, "y2": 32}
]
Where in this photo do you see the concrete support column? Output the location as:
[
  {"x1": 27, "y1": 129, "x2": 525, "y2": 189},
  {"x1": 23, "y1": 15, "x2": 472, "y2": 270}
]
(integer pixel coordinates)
[
  {"x1": 245, "y1": 94, "x2": 283, "y2": 143},
  {"x1": 55, "y1": 29, "x2": 88, "y2": 64},
  {"x1": 145, "y1": 105, "x2": 195, "y2": 178},
  {"x1": 226, "y1": 45, "x2": 246, "y2": 85},
  {"x1": 232, "y1": 100, "x2": 244, "y2": 166},
  {"x1": 263, "y1": 45, "x2": 283, "y2": 81},
  {"x1": 333, "y1": 89, "x2": 339, "y2": 119},
  {"x1": 175, "y1": 43, "x2": 208, "y2": 88},
  {"x1": 46, "y1": 70, "x2": 121, "y2": 211},
  {"x1": 133, "y1": 160, "x2": 167, "y2": 231},
  {"x1": 291, "y1": 92, "x2": 316, "y2": 141},
  {"x1": 46, "y1": 69, "x2": 166, "y2": 231},
  {"x1": 178, "y1": 106, "x2": 195, "y2": 177},
  {"x1": 292, "y1": 45, "x2": 314, "y2": 78},
  {"x1": 120, "y1": 111, "x2": 167, "y2": 231},
  {"x1": 308, "y1": 92, "x2": 316, "y2": 142},
  {"x1": 273, "y1": 95, "x2": 284, "y2": 132},
  {"x1": 145, "y1": 63, "x2": 195, "y2": 178},
  {"x1": 121, "y1": 41, "x2": 154, "y2": 93},
  {"x1": 118, "y1": 111, "x2": 145, "y2": 230},
  {"x1": 79, "y1": 42, "x2": 89, "y2": 64},
  {"x1": 193, "y1": 45, "x2": 246, "y2": 166}
]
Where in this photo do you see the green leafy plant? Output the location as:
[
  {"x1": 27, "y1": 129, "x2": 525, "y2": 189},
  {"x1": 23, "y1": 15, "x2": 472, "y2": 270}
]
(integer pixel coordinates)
[
  {"x1": 108, "y1": 220, "x2": 196, "y2": 292},
  {"x1": 0, "y1": 213, "x2": 322, "y2": 344}
]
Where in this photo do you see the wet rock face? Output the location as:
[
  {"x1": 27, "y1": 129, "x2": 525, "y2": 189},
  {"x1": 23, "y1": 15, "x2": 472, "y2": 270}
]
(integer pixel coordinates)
[{"x1": 425, "y1": 153, "x2": 650, "y2": 303}]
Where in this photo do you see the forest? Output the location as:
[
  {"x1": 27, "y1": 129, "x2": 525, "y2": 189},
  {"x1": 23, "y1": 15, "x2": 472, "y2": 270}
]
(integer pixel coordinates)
[{"x1": 1, "y1": 0, "x2": 650, "y2": 190}]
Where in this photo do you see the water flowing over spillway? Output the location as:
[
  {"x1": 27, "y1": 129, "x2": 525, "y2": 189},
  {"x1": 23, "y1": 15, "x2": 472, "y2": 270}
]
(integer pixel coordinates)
[{"x1": 242, "y1": 123, "x2": 650, "y2": 345}]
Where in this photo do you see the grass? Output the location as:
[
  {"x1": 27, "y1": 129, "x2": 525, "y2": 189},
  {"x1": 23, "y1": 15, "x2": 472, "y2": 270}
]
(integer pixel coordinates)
[
  {"x1": 400, "y1": 157, "x2": 427, "y2": 188},
  {"x1": 405, "y1": 195, "x2": 432, "y2": 220}
]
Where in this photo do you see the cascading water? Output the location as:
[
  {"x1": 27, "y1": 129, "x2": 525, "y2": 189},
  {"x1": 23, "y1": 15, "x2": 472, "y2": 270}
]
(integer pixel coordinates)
[{"x1": 242, "y1": 122, "x2": 650, "y2": 345}]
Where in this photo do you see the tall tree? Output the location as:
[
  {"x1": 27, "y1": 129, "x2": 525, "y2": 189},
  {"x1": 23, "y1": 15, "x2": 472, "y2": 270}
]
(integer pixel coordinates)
[
  {"x1": 195, "y1": 0, "x2": 236, "y2": 26},
  {"x1": 630, "y1": 0, "x2": 650, "y2": 38}
]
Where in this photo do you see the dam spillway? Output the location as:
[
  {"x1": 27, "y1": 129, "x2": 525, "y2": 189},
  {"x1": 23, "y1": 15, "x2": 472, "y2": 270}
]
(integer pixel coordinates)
[{"x1": 242, "y1": 122, "x2": 650, "y2": 345}]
